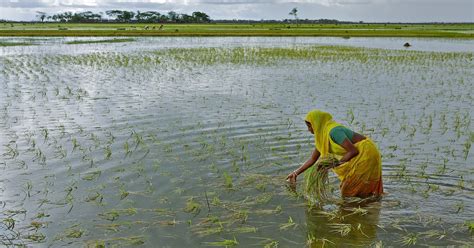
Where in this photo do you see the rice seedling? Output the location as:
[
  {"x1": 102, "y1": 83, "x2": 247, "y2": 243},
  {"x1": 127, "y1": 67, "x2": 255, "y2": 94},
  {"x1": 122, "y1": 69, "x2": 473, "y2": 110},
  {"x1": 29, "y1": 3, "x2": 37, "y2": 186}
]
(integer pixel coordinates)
[
  {"x1": 82, "y1": 170, "x2": 101, "y2": 181},
  {"x1": 420, "y1": 229, "x2": 446, "y2": 240},
  {"x1": 85, "y1": 239, "x2": 106, "y2": 248},
  {"x1": 23, "y1": 181, "x2": 33, "y2": 198},
  {"x1": 454, "y1": 201, "x2": 464, "y2": 213},
  {"x1": 203, "y1": 237, "x2": 238, "y2": 247},
  {"x1": 462, "y1": 134, "x2": 472, "y2": 160},
  {"x1": 253, "y1": 205, "x2": 282, "y2": 215},
  {"x1": 55, "y1": 226, "x2": 84, "y2": 240},
  {"x1": 304, "y1": 156, "x2": 338, "y2": 201},
  {"x1": 71, "y1": 138, "x2": 80, "y2": 151},
  {"x1": 399, "y1": 233, "x2": 418, "y2": 246},
  {"x1": 329, "y1": 223, "x2": 352, "y2": 237},
  {"x1": 457, "y1": 176, "x2": 465, "y2": 189},
  {"x1": 347, "y1": 108, "x2": 355, "y2": 125},
  {"x1": 85, "y1": 192, "x2": 103, "y2": 203},
  {"x1": 341, "y1": 207, "x2": 369, "y2": 219},
  {"x1": 3, "y1": 218, "x2": 15, "y2": 230},
  {"x1": 98, "y1": 208, "x2": 137, "y2": 221},
  {"x1": 231, "y1": 226, "x2": 257, "y2": 233},
  {"x1": 254, "y1": 192, "x2": 274, "y2": 205},
  {"x1": 262, "y1": 239, "x2": 279, "y2": 248},
  {"x1": 25, "y1": 233, "x2": 46, "y2": 242},
  {"x1": 222, "y1": 172, "x2": 233, "y2": 189},
  {"x1": 110, "y1": 236, "x2": 146, "y2": 246},
  {"x1": 119, "y1": 187, "x2": 129, "y2": 200},
  {"x1": 229, "y1": 210, "x2": 249, "y2": 224},
  {"x1": 157, "y1": 219, "x2": 180, "y2": 226},
  {"x1": 306, "y1": 233, "x2": 335, "y2": 248},
  {"x1": 2, "y1": 143, "x2": 19, "y2": 159},
  {"x1": 279, "y1": 216, "x2": 297, "y2": 230},
  {"x1": 104, "y1": 146, "x2": 112, "y2": 160},
  {"x1": 465, "y1": 221, "x2": 474, "y2": 234},
  {"x1": 34, "y1": 212, "x2": 51, "y2": 219},
  {"x1": 371, "y1": 240, "x2": 384, "y2": 248},
  {"x1": 184, "y1": 197, "x2": 202, "y2": 216},
  {"x1": 123, "y1": 141, "x2": 132, "y2": 156}
]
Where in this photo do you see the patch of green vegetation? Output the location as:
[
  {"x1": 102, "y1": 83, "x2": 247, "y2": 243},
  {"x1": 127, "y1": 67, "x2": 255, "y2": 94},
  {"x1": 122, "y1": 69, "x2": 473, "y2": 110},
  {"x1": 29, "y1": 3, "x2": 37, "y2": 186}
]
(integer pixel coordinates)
[
  {"x1": 25, "y1": 233, "x2": 46, "y2": 242},
  {"x1": 0, "y1": 41, "x2": 34, "y2": 46},
  {"x1": 65, "y1": 38, "x2": 135, "y2": 44},
  {"x1": 184, "y1": 197, "x2": 202, "y2": 215},
  {"x1": 156, "y1": 45, "x2": 473, "y2": 66},
  {"x1": 466, "y1": 220, "x2": 474, "y2": 234},
  {"x1": 85, "y1": 240, "x2": 105, "y2": 248},
  {"x1": 98, "y1": 208, "x2": 137, "y2": 221},
  {"x1": 223, "y1": 171, "x2": 233, "y2": 188},
  {"x1": 65, "y1": 228, "x2": 84, "y2": 238}
]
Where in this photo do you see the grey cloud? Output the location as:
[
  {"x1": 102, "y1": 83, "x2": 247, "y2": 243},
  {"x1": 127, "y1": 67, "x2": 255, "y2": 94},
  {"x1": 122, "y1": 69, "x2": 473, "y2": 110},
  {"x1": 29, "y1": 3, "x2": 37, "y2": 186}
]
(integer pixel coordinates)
[{"x1": 1, "y1": 0, "x2": 50, "y2": 8}]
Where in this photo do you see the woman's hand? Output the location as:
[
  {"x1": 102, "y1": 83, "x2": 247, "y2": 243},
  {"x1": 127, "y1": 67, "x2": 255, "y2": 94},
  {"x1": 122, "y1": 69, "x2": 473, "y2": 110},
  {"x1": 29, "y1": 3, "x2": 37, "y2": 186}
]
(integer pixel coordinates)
[{"x1": 286, "y1": 171, "x2": 298, "y2": 183}]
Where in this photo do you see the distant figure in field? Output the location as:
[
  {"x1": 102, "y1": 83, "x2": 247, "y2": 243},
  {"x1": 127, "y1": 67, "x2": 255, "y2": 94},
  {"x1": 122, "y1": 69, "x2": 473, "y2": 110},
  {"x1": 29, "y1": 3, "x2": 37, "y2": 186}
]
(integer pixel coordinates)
[
  {"x1": 286, "y1": 109, "x2": 383, "y2": 198},
  {"x1": 159, "y1": 24, "x2": 164, "y2": 30},
  {"x1": 404, "y1": 42, "x2": 411, "y2": 47}
]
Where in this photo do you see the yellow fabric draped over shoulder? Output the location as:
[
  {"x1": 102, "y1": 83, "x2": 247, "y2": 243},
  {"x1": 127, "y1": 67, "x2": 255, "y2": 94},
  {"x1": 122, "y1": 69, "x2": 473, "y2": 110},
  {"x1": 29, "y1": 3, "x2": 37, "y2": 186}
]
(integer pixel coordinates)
[
  {"x1": 332, "y1": 138, "x2": 383, "y2": 197},
  {"x1": 304, "y1": 110, "x2": 341, "y2": 157}
]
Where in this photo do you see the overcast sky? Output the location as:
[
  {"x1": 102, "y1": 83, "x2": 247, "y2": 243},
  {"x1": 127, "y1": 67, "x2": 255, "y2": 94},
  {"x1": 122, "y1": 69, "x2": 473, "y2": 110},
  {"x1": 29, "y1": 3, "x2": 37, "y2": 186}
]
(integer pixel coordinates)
[{"x1": 1, "y1": 0, "x2": 473, "y2": 22}]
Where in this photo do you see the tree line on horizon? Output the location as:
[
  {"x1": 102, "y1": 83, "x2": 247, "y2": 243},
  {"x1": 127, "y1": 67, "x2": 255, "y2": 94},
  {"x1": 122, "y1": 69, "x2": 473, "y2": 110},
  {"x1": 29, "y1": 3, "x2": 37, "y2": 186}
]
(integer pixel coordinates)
[{"x1": 35, "y1": 10, "x2": 211, "y2": 23}]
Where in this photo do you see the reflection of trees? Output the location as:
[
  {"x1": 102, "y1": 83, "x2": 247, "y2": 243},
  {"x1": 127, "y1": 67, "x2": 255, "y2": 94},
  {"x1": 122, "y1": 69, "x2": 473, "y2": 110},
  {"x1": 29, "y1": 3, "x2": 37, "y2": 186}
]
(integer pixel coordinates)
[{"x1": 305, "y1": 197, "x2": 381, "y2": 247}]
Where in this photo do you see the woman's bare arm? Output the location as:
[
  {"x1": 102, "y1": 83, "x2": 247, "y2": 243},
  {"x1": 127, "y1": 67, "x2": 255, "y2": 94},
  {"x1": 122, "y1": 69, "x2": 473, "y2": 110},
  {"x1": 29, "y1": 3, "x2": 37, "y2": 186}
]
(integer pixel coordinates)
[
  {"x1": 337, "y1": 138, "x2": 359, "y2": 165},
  {"x1": 286, "y1": 148, "x2": 320, "y2": 182}
]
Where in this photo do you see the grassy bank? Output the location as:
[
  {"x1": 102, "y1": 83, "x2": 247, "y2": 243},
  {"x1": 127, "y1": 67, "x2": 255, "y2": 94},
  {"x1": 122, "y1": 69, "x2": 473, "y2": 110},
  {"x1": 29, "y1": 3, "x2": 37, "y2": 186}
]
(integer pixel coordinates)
[
  {"x1": 1, "y1": 23, "x2": 473, "y2": 38},
  {"x1": 0, "y1": 41, "x2": 34, "y2": 46}
]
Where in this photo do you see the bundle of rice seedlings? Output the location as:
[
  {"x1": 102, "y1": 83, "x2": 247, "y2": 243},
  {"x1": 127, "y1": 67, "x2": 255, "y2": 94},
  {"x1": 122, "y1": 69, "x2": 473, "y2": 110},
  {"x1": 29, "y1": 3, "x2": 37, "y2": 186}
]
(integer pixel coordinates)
[{"x1": 304, "y1": 156, "x2": 338, "y2": 202}]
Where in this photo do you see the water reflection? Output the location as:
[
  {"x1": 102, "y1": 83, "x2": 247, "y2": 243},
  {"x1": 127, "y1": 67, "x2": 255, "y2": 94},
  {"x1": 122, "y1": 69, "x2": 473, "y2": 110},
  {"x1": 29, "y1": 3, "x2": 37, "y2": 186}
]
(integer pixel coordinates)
[
  {"x1": 305, "y1": 198, "x2": 381, "y2": 247},
  {"x1": 285, "y1": 180, "x2": 382, "y2": 247}
]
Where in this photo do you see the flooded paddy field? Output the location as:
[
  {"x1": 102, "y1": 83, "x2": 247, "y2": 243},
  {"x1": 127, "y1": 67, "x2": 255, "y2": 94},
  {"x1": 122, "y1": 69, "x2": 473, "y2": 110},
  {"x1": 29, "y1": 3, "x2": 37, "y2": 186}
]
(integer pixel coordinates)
[{"x1": 0, "y1": 37, "x2": 473, "y2": 247}]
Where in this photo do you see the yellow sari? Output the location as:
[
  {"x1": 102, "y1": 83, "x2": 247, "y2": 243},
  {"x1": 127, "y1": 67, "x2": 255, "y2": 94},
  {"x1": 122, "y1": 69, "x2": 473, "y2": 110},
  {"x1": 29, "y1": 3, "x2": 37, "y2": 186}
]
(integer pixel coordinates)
[{"x1": 305, "y1": 110, "x2": 383, "y2": 198}]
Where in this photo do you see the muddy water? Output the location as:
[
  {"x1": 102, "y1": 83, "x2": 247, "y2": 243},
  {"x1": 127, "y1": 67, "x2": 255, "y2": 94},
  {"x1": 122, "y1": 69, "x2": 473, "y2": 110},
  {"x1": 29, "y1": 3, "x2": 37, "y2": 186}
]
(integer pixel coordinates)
[{"x1": 0, "y1": 38, "x2": 472, "y2": 247}]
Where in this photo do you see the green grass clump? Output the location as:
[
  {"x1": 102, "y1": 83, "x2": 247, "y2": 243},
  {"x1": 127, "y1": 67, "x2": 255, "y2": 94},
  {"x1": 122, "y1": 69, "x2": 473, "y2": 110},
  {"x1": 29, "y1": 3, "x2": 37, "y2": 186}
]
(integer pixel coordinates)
[
  {"x1": 304, "y1": 156, "x2": 338, "y2": 201},
  {"x1": 184, "y1": 197, "x2": 202, "y2": 215},
  {"x1": 466, "y1": 221, "x2": 474, "y2": 234},
  {"x1": 65, "y1": 38, "x2": 135, "y2": 45}
]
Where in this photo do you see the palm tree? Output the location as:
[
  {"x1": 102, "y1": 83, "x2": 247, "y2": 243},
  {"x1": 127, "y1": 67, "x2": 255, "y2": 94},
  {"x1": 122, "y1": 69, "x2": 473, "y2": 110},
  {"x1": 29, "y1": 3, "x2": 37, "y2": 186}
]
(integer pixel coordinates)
[
  {"x1": 36, "y1": 11, "x2": 47, "y2": 22},
  {"x1": 289, "y1": 7, "x2": 298, "y2": 27}
]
